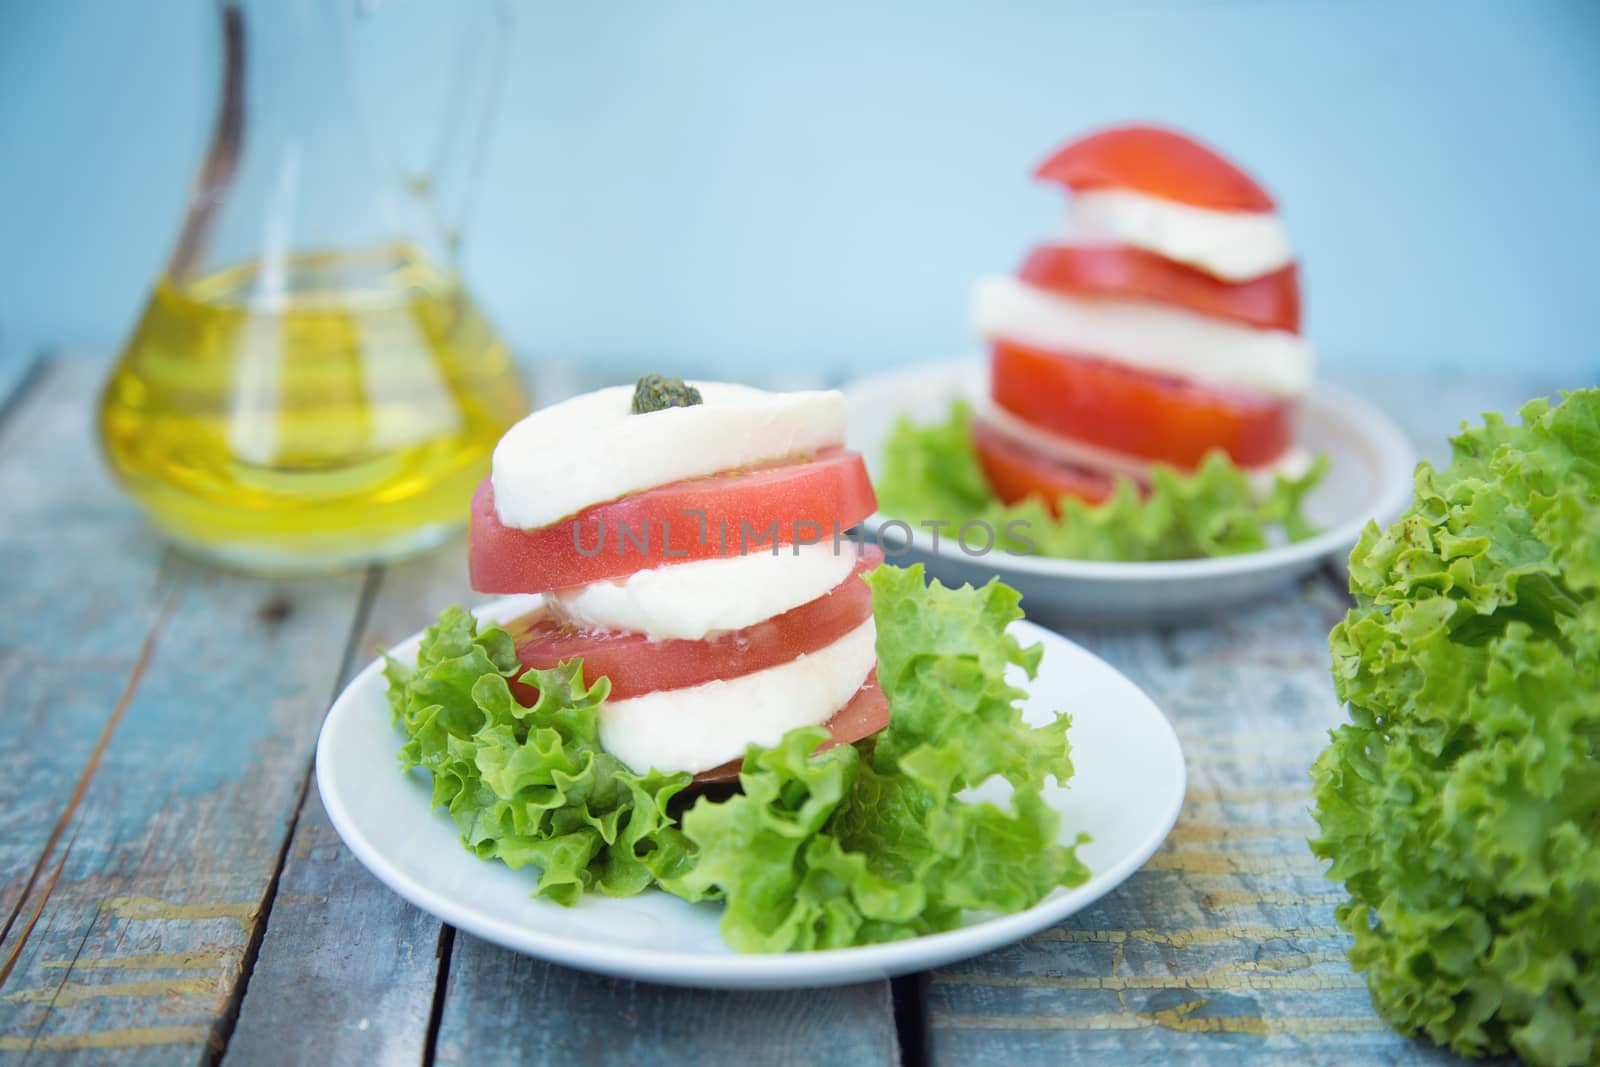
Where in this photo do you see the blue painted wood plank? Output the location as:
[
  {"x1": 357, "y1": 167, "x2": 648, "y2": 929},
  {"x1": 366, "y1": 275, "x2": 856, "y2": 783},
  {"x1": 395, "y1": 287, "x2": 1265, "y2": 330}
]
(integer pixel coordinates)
[
  {"x1": 222, "y1": 543, "x2": 472, "y2": 1067},
  {"x1": 0, "y1": 556, "x2": 369, "y2": 1059},
  {"x1": 433, "y1": 932, "x2": 899, "y2": 1067},
  {"x1": 0, "y1": 357, "x2": 173, "y2": 947}
]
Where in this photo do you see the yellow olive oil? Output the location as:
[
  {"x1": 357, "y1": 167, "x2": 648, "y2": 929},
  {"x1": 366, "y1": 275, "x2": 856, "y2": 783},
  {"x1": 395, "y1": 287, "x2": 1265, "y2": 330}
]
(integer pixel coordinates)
[{"x1": 99, "y1": 245, "x2": 528, "y2": 570}]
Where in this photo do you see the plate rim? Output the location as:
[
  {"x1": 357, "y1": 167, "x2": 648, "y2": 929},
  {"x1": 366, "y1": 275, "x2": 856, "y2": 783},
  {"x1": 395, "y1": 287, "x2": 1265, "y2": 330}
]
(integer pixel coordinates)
[
  {"x1": 315, "y1": 612, "x2": 1186, "y2": 989},
  {"x1": 845, "y1": 357, "x2": 1417, "y2": 583}
]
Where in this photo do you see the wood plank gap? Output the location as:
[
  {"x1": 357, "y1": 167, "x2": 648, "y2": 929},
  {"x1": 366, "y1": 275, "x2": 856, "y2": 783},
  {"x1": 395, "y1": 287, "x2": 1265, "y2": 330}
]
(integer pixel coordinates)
[
  {"x1": 891, "y1": 971, "x2": 928, "y2": 1067},
  {"x1": 203, "y1": 564, "x2": 385, "y2": 1067},
  {"x1": 0, "y1": 821, "x2": 81, "y2": 1002},
  {"x1": 5, "y1": 821, "x2": 100, "y2": 1057},
  {"x1": 0, "y1": 559, "x2": 182, "y2": 965},
  {"x1": 420, "y1": 924, "x2": 456, "y2": 1067},
  {"x1": 0, "y1": 351, "x2": 52, "y2": 449}
]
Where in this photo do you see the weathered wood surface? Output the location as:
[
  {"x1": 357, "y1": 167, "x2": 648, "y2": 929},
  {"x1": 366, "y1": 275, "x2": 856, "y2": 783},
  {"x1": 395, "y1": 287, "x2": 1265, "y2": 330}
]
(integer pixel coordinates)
[
  {"x1": 0, "y1": 357, "x2": 371, "y2": 1062},
  {"x1": 0, "y1": 359, "x2": 171, "y2": 934},
  {"x1": 0, "y1": 563, "x2": 368, "y2": 1063},
  {"x1": 0, "y1": 356, "x2": 1584, "y2": 1065},
  {"x1": 221, "y1": 545, "x2": 463, "y2": 1067},
  {"x1": 433, "y1": 933, "x2": 899, "y2": 1067}
]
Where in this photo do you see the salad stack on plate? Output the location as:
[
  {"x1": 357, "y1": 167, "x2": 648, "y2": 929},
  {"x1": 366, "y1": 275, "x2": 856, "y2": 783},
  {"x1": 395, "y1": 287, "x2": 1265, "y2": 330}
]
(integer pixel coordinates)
[
  {"x1": 971, "y1": 124, "x2": 1318, "y2": 509},
  {"x1": 876, "y1": 125, "x2": 1332, "y2": 568},
  {"x1": 375, "y1": 374, "x2": 1097, "y2": 951},
  {"x1": 467, "y1": 377, "x2": 890, "y2": 783}
]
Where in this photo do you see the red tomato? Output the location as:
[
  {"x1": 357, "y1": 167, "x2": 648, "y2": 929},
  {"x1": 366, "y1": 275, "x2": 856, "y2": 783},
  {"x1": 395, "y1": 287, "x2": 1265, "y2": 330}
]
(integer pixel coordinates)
[
  {"x1": 971, "y1": 418, "x2": 1118, "y2": 514},
  {"x1": 990, "y1": 339, "x2": 1295, "y2": 470},
  {"x1": 504, "y1": 545, "x2": 883, "y2": 700},
  {"x1": 1019, "y1": 245, "x2": 1301, "y2": 334},
  {"x1": 1034, "y1": 125, "x2": 1275, "y2": 212},
  {"x1": 694, "y1": 671, "x2": 888, "y2": 784},
  {"x1": 470, "y1": 449, "x2": 879, "y2": 594}
]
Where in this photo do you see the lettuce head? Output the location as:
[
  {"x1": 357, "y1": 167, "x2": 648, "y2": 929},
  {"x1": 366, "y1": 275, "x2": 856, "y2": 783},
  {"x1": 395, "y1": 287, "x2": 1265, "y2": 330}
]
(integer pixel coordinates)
[{"x1": 1310, "y1": 390, "x2": 1600, "y2": 1066}]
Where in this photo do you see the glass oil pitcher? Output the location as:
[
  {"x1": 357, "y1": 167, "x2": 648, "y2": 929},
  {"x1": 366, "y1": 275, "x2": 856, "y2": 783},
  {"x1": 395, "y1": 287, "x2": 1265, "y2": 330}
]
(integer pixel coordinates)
[{"x1": 99, "y1": 0, "x2": 528, "y2": 572}]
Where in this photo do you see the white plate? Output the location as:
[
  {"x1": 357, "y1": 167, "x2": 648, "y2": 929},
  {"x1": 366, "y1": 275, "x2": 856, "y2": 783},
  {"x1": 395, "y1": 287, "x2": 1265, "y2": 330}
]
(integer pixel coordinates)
[
  {"x1": 316, "y1": 599, "x2": 1185, "y2": 990},
  {"x1": 844, "y1": 358, "x2": 1416, "y2": 625}
]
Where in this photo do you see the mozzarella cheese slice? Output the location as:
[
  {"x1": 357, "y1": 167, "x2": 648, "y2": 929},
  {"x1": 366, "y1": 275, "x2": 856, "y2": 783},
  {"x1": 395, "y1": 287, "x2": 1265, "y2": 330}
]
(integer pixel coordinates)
[
  {"x1": 1068, "y1": 189, "x2": 1293, "y2": 282},
  {"x1": 973, "y1": 276, "x2": 1314, "y2": 398},
  {"x1": 491, "y1": 382, "x2": 847, "y2": 530},
  {"x1": 549, "y1": 541, "x2": 860, "y2": 641},
  {"x1": 598, "y1": 618, "x2": 878, "y2": 775}
]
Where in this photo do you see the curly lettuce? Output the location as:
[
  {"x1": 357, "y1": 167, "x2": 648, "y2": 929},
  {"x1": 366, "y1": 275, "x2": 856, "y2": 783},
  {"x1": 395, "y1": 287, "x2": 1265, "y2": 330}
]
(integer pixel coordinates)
[
  {"x1": 383, "y1": 566, "x2": 1089, "y2": 951},
  {"x1": 383, "y1": 608, "x2": 693, "y2": 906},
  {"x1": 662, "y1": 564, "x2": 1089, "y2": 949},
  {"x1": 878, "y1": 399, "x2": 1324, "y2": 561},
  {"x1": 1309, "y1": 390, "x2": 1600, "y2": 1067}
]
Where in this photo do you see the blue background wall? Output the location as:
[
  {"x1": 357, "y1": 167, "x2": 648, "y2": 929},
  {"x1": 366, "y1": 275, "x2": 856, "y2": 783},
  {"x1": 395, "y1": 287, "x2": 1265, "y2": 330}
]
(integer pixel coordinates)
[{"x1": 2, "y1": 1, "x2": 1597, "y2": 379}]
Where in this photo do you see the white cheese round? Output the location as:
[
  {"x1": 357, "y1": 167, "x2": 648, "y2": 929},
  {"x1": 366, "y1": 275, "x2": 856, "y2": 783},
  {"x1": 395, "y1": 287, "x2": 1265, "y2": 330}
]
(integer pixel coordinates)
[
  {"x1": 491, "y1": 382, "x2": 847, "y2": 530},
  {"x1": 549, "y1": 541, "x2": 860, "y2": 641},
  {"x1": 598, "y1": 618, "x2": 877, "y2": 776},
  {"x1": 973, "y1": 276, "x2": 1314, "y2": 398},
  {"x1": 1067, "y1": 189, "x2": 1293, "y2": 282}
]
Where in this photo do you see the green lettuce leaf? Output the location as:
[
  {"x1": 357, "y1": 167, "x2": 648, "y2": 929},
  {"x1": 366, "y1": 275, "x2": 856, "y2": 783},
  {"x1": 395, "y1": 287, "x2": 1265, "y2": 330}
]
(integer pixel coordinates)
[
  {"x1": 383, "y1": 606, "x2": 693, "y2": 905},
  {"x1": 1310, "y1": 390, "x2": 1600, "y2": 1067},
  {"x1": 659, "y1": 564, "x2": 1090, "y2": 951},
  {"x1": 384, "y1": 567, "x2": 1090, "y2": 953},
  {"x1": 878, "y1": 399, "x2": 1325, "y2": 562}
]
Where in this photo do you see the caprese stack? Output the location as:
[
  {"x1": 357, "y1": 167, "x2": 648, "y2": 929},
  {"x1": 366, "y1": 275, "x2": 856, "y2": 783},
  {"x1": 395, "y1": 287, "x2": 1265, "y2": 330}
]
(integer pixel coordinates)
[
  {"x1": 972, "y1": 124, "x2": 1315, "y2": 511},
  {"x1": 468, "y1": 379, "x2": 887, "y2": 783}
]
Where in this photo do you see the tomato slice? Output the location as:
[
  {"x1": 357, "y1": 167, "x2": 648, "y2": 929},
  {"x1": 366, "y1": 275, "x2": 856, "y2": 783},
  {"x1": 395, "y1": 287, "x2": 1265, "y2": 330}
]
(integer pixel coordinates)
[
  {"x1": 1034, "y1": 125, "x2": 1274, "y2": 212},
  {"x1": 470, "y1": 448, "x2": 879, "y2": 594},
  {"x1": 971, "y1": 418, "x2": 1118, "y2": 514},
  {"x1": 504, "y1": 545, "x2": 883, "y2": 700},
  {"x1": 693, "y1": 671, "x2": 888, "y2": 784},
  {"x1": 990, "y1": 338, "x2": 1295, "y2": 469},
  {"x1": 1019, "y1": 245, "x2": 1300, "y2": 333}
]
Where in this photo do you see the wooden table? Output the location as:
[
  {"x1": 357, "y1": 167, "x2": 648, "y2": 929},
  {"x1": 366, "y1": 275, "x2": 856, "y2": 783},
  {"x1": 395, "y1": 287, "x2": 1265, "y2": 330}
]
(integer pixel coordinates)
[{"x1": 0, "y1": 354, "x2": 1579, "y2": 1065}]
